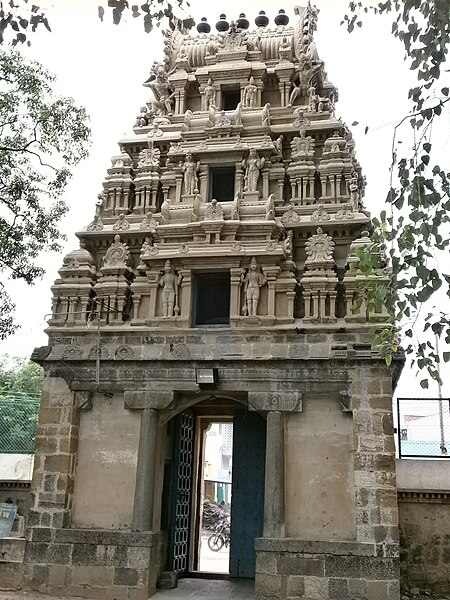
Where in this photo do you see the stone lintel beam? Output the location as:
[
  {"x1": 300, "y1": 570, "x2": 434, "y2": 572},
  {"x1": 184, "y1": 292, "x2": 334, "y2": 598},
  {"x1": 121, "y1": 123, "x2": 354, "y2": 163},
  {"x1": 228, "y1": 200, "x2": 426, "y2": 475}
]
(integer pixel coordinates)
[
  {"x1": 248, "y1": 391, "x2": 302, "y2": 412},
  {"x1": 124, "y1": 390, "x2": 174, "y2": 411}
]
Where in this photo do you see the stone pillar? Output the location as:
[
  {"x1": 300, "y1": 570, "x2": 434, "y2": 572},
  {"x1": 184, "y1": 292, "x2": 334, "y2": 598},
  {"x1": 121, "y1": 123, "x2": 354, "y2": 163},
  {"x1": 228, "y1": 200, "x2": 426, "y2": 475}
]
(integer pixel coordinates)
[
  {"x1": 230, "y1": 267, "x2": 242, "y2": 319},
  {"x1": 132, "y1": 408, "x2": 159, "y2": 531},
  {"x1": 264, "y1": 411, "x2": 285, "y2": 538}
]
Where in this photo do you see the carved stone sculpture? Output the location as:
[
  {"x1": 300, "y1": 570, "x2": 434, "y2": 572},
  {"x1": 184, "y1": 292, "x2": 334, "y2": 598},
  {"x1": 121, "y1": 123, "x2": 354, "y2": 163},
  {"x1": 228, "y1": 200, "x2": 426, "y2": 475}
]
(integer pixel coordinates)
[
  {"x1": 265, "y1": 193, "x2": 275, "y2": 220},
  {"x1": 231, "y1": 194, "x2": 240, "y2": 220},
  {"x1": 243, "y1": 76, "x2": 257, "y2": 108},
  {"x1": 143, "y1": 63, "x2": 175, "y2": 116},
  {"x1": 191, "y1": 189, "x2": 203, "y2": 222},
  {"x1": 305, "y1": 227, "x2": 334, "y2": 264},
  {"x1": 262, "y1": 103, "x2": 271, "y2": 126},
  {"x1": 158, "y1": 259, "x2": 182, "y2": 318},
  {"x1": 204, "y1": 199, "x2": 224, "y2": 221},
  {"x1": 181, "y1": 152, "x2": 200, "y2": 195},
  {"x1": 160, "y1": 198, "x2": 171, "y2": 223},
  {"x1": 102, "y1": 235, "x2": 129, "y2": 267},
  {"x1": 242, "y1": 148, "x2": 265, "y2": 192},
  {"x1": 241, "y1": 257, "x2": 266, "y2": 317},
  {"x1": 138, "y1": 143, "x2": 160, "y2": 168},
  {"x1": 349, "y1": 172, "x2": 360, "y2": 211},
  {"x1": 283, "y1": 230, "x2": 294, "y2": 259},
  {"x1": 204, "y1": 78, "x2": 215, "y2": 110}
]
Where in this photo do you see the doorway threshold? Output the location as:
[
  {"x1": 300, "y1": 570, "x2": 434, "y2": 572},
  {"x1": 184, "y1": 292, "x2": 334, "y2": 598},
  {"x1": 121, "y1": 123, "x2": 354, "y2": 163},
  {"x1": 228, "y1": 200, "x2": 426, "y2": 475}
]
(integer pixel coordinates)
[
  {"x1": 154, "y1": 577, "x2": 255, "y2": 599},
  {"x1": 186, "y1": 571, "x2": 231, "y2": 580}
]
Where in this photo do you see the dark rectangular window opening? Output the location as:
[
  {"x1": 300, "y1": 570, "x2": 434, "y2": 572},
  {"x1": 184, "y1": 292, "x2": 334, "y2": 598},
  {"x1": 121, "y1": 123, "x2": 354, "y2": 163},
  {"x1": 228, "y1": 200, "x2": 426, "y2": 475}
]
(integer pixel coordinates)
[
  {"x1": 222, "y1": 88, "x2": 240, "y2": 111},
  {"x1": 209, "y1": 167, "x2": 235, "y2": 202},
  {"x1": 193, "y1": 273, "x2": 230, "y2": 327}
]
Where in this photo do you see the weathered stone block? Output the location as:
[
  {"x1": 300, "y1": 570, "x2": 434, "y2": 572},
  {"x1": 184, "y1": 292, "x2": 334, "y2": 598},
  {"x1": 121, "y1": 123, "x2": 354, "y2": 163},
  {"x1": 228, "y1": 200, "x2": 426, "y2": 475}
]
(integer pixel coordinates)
[
  {"x1": 278, "y1": 555, "x2": 324, "y2": 577},
  {"x1": 328, "y1": 577, "x2": 349, "y2": 600},
  {"x1": 367, "y1": 580, "x2": 388, "y2": 600},
  {"x1": 286, "y1": 575, "x2": 305, "y2": 597},
  {"x1": 255, "y1": 573, "x2": 282, "y2": 598},
  {"x1": 304, "y1": 576, "x2": 328, "y2": 599},
  {"x1": 114, "y1": 567, "x2": 139, "y2": 586},
  {"x1": 70, "y1": 565, "x2": 114, "y2": 586},
  {"x1": 256, "y1": 552, "x2": 278, "y2": 575}
]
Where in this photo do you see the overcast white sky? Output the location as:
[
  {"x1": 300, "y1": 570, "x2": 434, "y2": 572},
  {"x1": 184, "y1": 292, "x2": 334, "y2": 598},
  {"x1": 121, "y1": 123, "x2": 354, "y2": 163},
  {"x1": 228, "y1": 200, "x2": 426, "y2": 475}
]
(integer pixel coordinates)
[{"x1": 1, "y1": 0, "x2": 449, "y2": 397}]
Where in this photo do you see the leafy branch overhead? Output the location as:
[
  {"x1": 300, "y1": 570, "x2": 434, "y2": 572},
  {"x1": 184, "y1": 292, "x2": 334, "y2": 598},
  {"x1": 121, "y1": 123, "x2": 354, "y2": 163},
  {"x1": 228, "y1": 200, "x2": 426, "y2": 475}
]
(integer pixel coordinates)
[
  {"x1": 0, "y1": 49, "x2": 91, "y2": 339},
  {"x1": 97, "y1": 1, "x2": 194, "y2": 33},
  {"x1": 344, "y1": 0, "x2": 450, "y2": 381},
  {"x1": 0, "y1": 0, "x2": 51, "y2": 45}
]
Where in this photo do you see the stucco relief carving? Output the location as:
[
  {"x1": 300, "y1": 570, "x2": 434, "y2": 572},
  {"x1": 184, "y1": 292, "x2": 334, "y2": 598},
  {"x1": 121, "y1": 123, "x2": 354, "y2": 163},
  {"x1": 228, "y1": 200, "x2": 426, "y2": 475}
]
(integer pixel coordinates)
[
  {"x1": 102, "y1": 235, "x2": 129, "y2": 268},
  {"x1": 243, "y1": 76, "x2": 257, "y2": 108},
  {"x1": 180, "y1": 152, "x2": 200, "y2": 195},
  {"x1": 158, "y1": 260, "x2": 182, "y2": 318},
  {"x1": 305, "y1": 227, "x2": 334, "y2": 265},
  {"x1": 241, "y1": 257, "x2": 267, "y2": 317},
  {"x1": 204, "y1": 199, "x2": 224, "y2": 221},
  {"x1": 242, "y1": 149, "x2": 264, "y2": 192}
]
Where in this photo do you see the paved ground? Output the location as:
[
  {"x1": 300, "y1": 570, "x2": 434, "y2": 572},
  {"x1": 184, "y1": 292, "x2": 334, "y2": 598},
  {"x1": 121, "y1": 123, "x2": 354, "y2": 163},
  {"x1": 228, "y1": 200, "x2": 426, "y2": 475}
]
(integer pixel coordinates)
[
  {"x1": 155, "y1": 579, "x2": 254, "y2": 599},
  {"x1": 0, "y1": 579, "x2": 255, "y2": 600}
]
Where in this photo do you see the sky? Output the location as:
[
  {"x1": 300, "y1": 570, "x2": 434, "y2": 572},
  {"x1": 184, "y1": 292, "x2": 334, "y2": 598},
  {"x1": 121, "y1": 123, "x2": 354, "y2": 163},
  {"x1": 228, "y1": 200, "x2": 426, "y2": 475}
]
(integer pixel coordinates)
[{"x1": 0, "y1": 0, "x2": 449, "y2": 398}]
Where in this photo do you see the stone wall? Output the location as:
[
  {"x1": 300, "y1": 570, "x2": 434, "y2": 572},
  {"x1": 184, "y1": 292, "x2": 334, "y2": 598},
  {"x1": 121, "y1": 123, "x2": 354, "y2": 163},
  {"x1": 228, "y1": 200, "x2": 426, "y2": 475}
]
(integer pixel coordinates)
[
  {"x1": 71, "y1": 393, "x2": 140, "y2": 530},
  {"x1": 24, "y1": 528, "x2": 158, "y2": 599},
  {"x1": 399, "y1": 491, "x2": 450, "y2": 595},
  {"x1": 255, "y1": 539, "x2": 399, "y2": 600}
]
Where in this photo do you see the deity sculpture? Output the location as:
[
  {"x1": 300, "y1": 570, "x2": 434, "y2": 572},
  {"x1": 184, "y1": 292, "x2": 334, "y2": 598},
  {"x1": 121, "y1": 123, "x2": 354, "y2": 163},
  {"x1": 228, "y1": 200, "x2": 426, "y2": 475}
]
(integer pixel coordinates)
[
  {"x1": 144, "y1": 64, "x2": 175, "y2": 116},
  {"x1": 241, "y1": 257, "x2": 266, "y2": 317},
  {"x1": 349, "y1": 172, "x2": 360, "y2": 211},
  {"x1": 157, "y1": 259, "x2": 182, "y2": 318},
  {"x1": 283, "y1": 230, "x2": 294, "y2": 259},
  {"x1": 204, "y1": 78, "x2": 215, "y2": 110},
  {"x1": 242, "y1": 148, "x2": 265, "y2": 192},
  {"x1": 180, "y1": 152, "x2": 200, "y2": 195},
  {"x1": 265, "y1": 193, "x2": 275, "y2": 220},
  {"x1": 291, "y1": 127, "x2": 314, "y2": 156},
  {"x1": 138, "y1": 142, "x2": 160, "y2": 168},
  {"x1": 288, "y1": 81, "x2": 301, "y2": 107},
  {"x1": 243, "y1": 76, "x2": 257, "y2": 108},
  {"x1": 308, "y1": 85, "x2": 317, "y2": 112},
  {"x1": 102, "y1": 235, "x2": 129, "y2": 268}
]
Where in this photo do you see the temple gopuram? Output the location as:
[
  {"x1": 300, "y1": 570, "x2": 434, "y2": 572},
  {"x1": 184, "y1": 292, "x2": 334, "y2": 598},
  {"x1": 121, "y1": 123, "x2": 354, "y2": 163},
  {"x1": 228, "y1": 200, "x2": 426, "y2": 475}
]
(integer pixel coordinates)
[{"x1": 26, "y1": 5, "x2": 401, "y2": 600}]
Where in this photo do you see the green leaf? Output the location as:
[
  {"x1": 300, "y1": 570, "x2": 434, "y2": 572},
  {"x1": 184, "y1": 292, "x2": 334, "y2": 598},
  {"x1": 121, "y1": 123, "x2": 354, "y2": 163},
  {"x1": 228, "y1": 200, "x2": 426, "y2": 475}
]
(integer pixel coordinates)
[
  {"x1": 420, "y1": 379, "x2": 429, "y2": 389},
  {"x1": 442, "y1": 87, "x2": 449, "y2": 96},
  {"x1": 443, "y1": 352, "x2": 450, "y2": 363}
]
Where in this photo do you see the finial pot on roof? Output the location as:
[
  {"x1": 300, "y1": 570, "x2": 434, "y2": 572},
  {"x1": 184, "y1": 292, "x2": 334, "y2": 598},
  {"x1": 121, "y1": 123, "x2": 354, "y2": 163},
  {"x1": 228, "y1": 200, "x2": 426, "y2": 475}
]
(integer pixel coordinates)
[
  {"x1": 275, "y1": 9, "x2": 289, "y2": 26},
  {"x1": 197, "y1": 17, "x2": 211, "y2": 33},
  {"x1": 255, "y1": 10, "x2": 269, "y2": 28},
  {"x1": 237, "y1": 13, "x2": 249, "y2": 29},
  {"x1": 216, "y1": 14, "x2": 229, "y2": 32}
]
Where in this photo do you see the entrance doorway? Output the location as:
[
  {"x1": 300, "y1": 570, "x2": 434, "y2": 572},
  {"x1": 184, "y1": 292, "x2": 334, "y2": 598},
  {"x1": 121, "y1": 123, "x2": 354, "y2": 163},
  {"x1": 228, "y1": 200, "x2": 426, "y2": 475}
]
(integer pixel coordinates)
[{"x1": 164, "y1": 398, "x2": 266, "y2": 580}]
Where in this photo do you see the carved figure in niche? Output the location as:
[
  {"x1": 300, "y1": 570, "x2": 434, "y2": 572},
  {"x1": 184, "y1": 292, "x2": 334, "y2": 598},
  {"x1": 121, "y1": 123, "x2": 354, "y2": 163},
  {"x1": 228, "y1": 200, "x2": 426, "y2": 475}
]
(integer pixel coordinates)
[
  {"x1": 288, "y1": 80, "x2": 302, "y2": 107},
  {"x1": 308, "y1": 85, "x2": 317, "y2": 112},
  {"x1": 208, "y1": 104, "x2": 217, "y2": 127},
  {"x1": 234, "y1": 102, "x2": 243, "y2": 126},
  {"x1": 144, "y1": 64, "x2": 175, "y2": 116},
  {"x1": 191, "y1": 188, "x2": 203, "y2": 222},
  {"x1": 243, "y1": 76, "x2": 257, "y2": 108},
  {"x1": 180, "y1": 152, "x2": 200, "y2": 195},
  {"x1": 204, "y1": 199, "x2": 224, "y2": 221},
  {"x1": 279, "y1": 36, "x2": 291, "y2": 61},
  {"x1": 262, "y1": 103, "x2": 271, "y2": 126},
  {"x1": 274, "y1": 134, "x2": 283, "y2": 155},
  {"x1": 222, "y1": 20, "x2": 247, "y2": 52},
  {"x1": 231, "y1": 194, "x2": 240, "y2": 220},
  {"x1": 135, "y1": 106, "x2": 148, "y2": 127},
  {"x1": 241, "y1": 257, "x2": 266, "y2": 317},
  {"x1": 138, "y1": 142, "x2": 160, "y2": 168},
  {"x1": 184, "y1": 110, "x2": 193, "y2": 130},
  {"x1": 217, "y1": 110, "x2": 231, "y2": 127},
  {"x1": 265, "y1": 193, "x2": 275, "y2": 220},
  {"x1": 291, "y1": 127, "x2": 314, "y2": 156},
  {"x1": 349, "y1": 172, "x2": 360, "y2": 211},
  {"x1": 305, "y1": 227, "x2": 334, "y2": 264},
  {"x1": 160, "y1": 198, "x2": 171, "y2": 223},
  {"x1": 283, "y1": 229, "x2": 293, "y2": 259},
  {"x1": 158, "y1": 259, "x2": 182, "y2": 318},
  {"x1": 242, "y1": 148, "x2": 265, "y2": 192},
  {"x1": 95, "y1": 193, "x2": 104, "y2": 217},
  {"x1": 317, "y1": 96, "x2": 329, "y2": 113},
  {"x1": 204, "y1": 78, "x2": 215, "y2": 110},
  {"x1": 102, "y1": 235, "x2": 129, "y2": 267}
]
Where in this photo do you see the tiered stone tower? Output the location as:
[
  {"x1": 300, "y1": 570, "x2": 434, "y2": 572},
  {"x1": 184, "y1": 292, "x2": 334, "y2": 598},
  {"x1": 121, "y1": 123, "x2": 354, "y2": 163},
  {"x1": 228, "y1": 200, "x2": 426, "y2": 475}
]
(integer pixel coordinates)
[{"x1": 27, "y1": 6, "x2": 401, "y2": 600}]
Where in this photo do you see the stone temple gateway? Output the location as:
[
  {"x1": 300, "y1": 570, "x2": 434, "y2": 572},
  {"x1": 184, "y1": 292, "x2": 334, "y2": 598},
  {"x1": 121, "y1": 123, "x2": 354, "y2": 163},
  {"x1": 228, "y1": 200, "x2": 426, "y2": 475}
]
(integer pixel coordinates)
[{"x1": 27, "y1": 6, "x2": 401, "y2": 600}]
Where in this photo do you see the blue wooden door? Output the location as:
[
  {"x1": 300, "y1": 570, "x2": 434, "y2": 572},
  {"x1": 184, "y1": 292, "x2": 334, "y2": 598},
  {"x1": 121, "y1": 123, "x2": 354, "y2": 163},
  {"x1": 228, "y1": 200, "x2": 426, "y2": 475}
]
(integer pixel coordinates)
[{"x1": 230, "y1": 411, "x2": 266, "y2": 578}]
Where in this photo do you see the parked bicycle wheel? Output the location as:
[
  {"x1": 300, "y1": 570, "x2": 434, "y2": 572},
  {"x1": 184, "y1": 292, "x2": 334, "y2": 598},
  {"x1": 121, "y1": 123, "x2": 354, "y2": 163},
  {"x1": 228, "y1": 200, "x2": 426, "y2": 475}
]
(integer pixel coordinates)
[{"x1": 207, "y1": 533, "x2": 225, "y2": 552}]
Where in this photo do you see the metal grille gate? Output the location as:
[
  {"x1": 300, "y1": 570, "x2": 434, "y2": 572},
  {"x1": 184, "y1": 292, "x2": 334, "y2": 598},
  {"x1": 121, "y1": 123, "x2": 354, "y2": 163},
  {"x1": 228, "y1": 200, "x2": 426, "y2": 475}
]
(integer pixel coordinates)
[{"x1": 169, "y1": 410, "x2": 195, "y2": 573}]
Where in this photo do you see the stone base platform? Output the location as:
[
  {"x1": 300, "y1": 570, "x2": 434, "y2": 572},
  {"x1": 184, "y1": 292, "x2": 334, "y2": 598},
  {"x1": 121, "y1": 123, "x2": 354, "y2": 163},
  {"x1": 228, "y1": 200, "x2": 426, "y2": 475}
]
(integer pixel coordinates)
[
  {"x1": 24, "y1": 528, "x2": 159, "y2": 600},
  {"x1": 255, "y1": 538, "x2": 400, "y2": 600}
]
